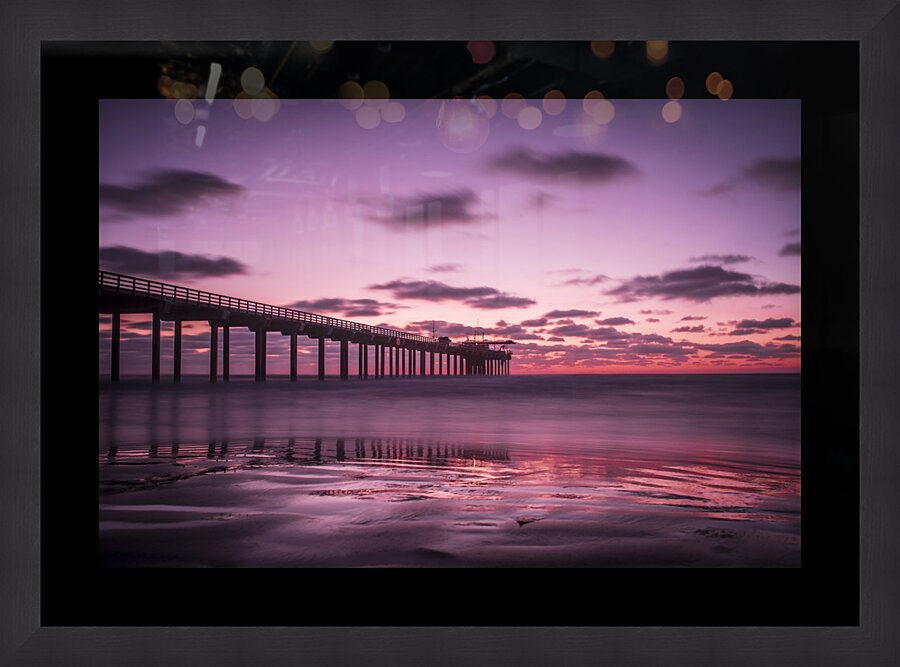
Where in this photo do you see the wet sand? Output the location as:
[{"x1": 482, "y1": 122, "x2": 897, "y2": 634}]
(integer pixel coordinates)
[{"x1": 100, "y1": 401, "x2": 800, "y2": 567}]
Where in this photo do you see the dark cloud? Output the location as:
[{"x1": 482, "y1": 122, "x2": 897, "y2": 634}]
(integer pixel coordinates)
[
  {"x1": 728, "y1": 328, "x2": 766, "y2": 336},
  {"x1": 100, "y1": 169, "x2": 244, "y2": 221},
  {"x1": 582, "y1": 326, "x2": 632, "y2": 341},
  {"x1": 549, "y1": 323, "x2": 592, "y2": 337},
  {"x1": 645, "y1": 318, "x2": 660, "y2": 323},
  {"x1": 607, "y1": 265, "x2": 801, "y2": 303},
  {"x1": 542, "y1": 309, "x2": 599, "y2": 319},
  {"x1": 562, "y1": 274, "x2": 610, "y2": 287},
  {"x1": 427, "y1": 263, "x2": 461, "y2": 273},
  {"x1": 596, "y1": 317, "x2": 635, "y2": 326},
  {"x1": 361, "y1": 190, "x2": 485, "y2": 228},
  {"x1": 286, "y1": 296, "x2": 402, "y2": 318},
  {"x1": 689, "y1": 254, "x2": 753, "y2": 265},
  {"x1": 468, "y1": 295, "x2": 537, "y2": 309},
  {"x1": 780, "y1": 242, "x2": 801, "y2": 256},
  {"x1": 680, "y1": 315, "x2": 707, "y2": 321},
  {"x1": 99, "y1": 246, "x2": 248, "y2": 280},
  {"x1": 489, "y1": 148, "x2": 640, "y2": 183},
  {"x1": 700, "y1": 157, "x2": 800, "y2": 197},
  {"x1": 369, "y1": 279, "x2": 534, "y2": 309},
  {"x1": 546, "y1": 336, "x2": 566, "y2": 342},
  {"x1": 671, "y1": 325, "x2": 706, "y2": 333},
  {"x1": 640, "y1": 309, "x2": 672, "y2": 315},
  {"x1": 520, "y1": 318, "x2": 549, "y2": 328},
  {"x1": 743, "y1": 158, "x2": 801, "y2": 192},
  {"x1": 697, "y1": 340, "x2": 801, "y2": 360},
  {"x1": 408, "y1": 320, "x2": 538, "y2": 340},
  {"x1": 736, "y1": 318, "x2": 798, "y2": 329},
  {"x1": 775, "y1": 334, "x2": 801, "y2": 341}
]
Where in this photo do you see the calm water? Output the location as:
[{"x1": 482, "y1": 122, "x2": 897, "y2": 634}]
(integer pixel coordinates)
[{"x1": 99, "y1": 374, "x2": 801, "y2": 567}]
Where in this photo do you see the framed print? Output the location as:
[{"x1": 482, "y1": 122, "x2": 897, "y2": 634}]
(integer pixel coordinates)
[{"x1": 3, "y1": 0, "x2": 900, "y2": 665}]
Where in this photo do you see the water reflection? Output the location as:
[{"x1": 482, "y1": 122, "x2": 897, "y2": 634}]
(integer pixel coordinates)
[{"x1": 101, "y1": 435, "x2": 511, "y2": 469}]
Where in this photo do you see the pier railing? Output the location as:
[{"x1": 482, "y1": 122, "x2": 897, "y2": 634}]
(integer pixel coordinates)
[{"x1": 99, "y1": 270, "x2": 438, "y2": 344}]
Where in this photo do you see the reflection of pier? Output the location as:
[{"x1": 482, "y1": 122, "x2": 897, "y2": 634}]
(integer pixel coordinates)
[
  {"x1": 104, "y1": 436, "x2": 511, "y2": 467},
  {"x1": 100, "y1": 271, "x2": 514, "y2": 382}
]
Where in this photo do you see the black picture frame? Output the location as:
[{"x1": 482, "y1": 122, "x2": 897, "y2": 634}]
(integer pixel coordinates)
[{"x1": 3, "y1": 0, "x2": 899, "y2": 664}]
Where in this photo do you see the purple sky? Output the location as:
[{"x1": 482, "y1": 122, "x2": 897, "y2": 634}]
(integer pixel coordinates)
[{"x1": 99, "y1": 97, "x2": 801, "y2": 375}]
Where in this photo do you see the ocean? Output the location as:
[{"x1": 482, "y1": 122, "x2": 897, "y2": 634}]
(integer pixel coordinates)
[{"x1": 99, "y1": 373, "x2": 800, "y2": 567}]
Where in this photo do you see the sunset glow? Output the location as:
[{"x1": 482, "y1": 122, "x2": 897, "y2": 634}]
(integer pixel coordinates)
[{"x1": 99, "y1": 98, "x2": 800, "y2": 376}]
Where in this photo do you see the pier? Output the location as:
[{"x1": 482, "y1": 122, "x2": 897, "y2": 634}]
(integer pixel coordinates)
[{"x1": 99, "y1": 271, "x2": 514, "y2": 381}]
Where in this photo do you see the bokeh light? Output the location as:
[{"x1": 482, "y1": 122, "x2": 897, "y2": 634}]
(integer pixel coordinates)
[
  {"x1": 251, "y1": 89, "x2": 280, "y2": 122},
  {"x1": 646, "y1": 40, "x2": 668, "y2": 66},
  {"x1": 517, "y1": 106, "x2": 543, "y2": 130},
  {"x1": 584, "y1": 92, "x2": 615, "y2": 125},
  {"x1": 467, "y1": 41, "x2": 496, "y2": 65},
  {"x1": 362, "y1": 80, "x2": 390, "y2": 109},
  {"x1": 233, "y1": 92, "x2": 253, "y2": 119},
  {"x1": 665, "y1": 76, "x2": 685, "y2": 100},
  {"x1": 240, "y1": 67, "x2": 265, "y2": 96},
  {"x1": 716, "y1": 80, "x2": 734, "y2": 100},
  {"x1": 590, "y1": 41, "x2": 615, "y2": 59},
  {"x1": 500, "y1": 93, "x2": 526, "y2": 119},
  {"x1": 662, "y1": 100, "x2": 683, "y2": 123},
  {"x1": 542, "y1": 90, "x2": 566, "y2": 115},
  {"x1": 309, "y1": 40, "x2": 334, "y2": 54},
  {"x1": 437, "y1": 99, "x2": 490, "y2": 153},
  {"x1": 476, "y1": 96, "x2": 498, "y2": 119},
  {"x1": 174, "y1": 99, "x2": 195, "y2": 124},
  {"x1": 338, "y1": 81, "x2": 365, "y2": 110},
  {"x1": 157, "y1": 75, "x2": 174, "y2": 98},
  {"x1": 355, "y1": 106, "x2": 381, "y2": 129},
  {"x1": 172, "y1": 82, "x2": 198, "y2": 99},
  {"x1": 381, "y1": 101, "x2": 406, "y2": 123},
  {"x1": 705, "y1": 72, "x2": 723, "y2": 95}
]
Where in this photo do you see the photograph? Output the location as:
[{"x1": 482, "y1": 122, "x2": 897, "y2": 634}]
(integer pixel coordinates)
[
  {"x1": 3, "y1": 0, "x2": 898, "y2": 663},
  {"x1": 95, "y1": 40, "x2": 803, "y2": 568}
]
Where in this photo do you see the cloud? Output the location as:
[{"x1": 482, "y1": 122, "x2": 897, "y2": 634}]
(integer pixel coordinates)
[
  {"x1": 774, "y1": 334, "x2": 801, "y2": 341},
  {"x1": 671, "y1": 325, "x2": 706, "y2": 333},
  {"x1": 100, "y1": 169, "x2": 244, "y2": 221},
  {"x1": 407, "y1": 320, "x2": 539, "y2": 340},
  {"x1": 99, "y1": 246, "x2": 248, "y2": 280},
  {"x1": 369, "y1": 278, "x2": 535, "y2": 309},
  {"x1": 743, "y1": 158, "x2": 801, "y2": 191},
  {"x1": 645, "y1": 318, "x2": 660, "y2": 323},
  {"x1": 596, "y1": 317, "x2": 635, "y2": 326},
  {"x1": 680, "y1": 315, "x2": 707, "y2": 321},
  {"x1": 780, "y1": 242, "x2": 801, "y2": 256},
  {"x1": 468, "y1": 295, "x2": 537, "y2": 309},
  {"x1": 581, "y1": 326, "x2": 633, "y2": 341},
  {"x1": 520, "y1": 318, "x2": 549, "y2": 328},
  {"x1": 699, "y1": 183, "x2": 736, "y2": 197},
  {"x1": 542, "y1": 309, "x2": 599, "y2": 319},
  {"x1": 549, "y1": 323, "x2": 592, "y2": 337},
  {"x1": 697, "y1": 340, "x2": 801, "y2": 360},
  {"x1": 700, "y1": 157, "x2": 800, "y2": 197},
  {"x1": 689, "y1": 254, "x2": 753, "y2": 265},
  {"x1": 489, "y1": 148, "x2": 640, "y2": 183},
  {"x1": 286, "y1": 297, "x2": 403, "y2": 318},
  {"x1": 360, "y1": 190, "x2": 486, "y2": 228},
  {"x1": 640, "y1": 309, "x2": 672, "y2": 315},
  {"x1": 427, "y1": 263, "x2": 461, "y2": 273},
  {"x1": 607, "y1": 265, "x2": 801, "y2": 303},
  {"x1": 735, "y1": 318, "x2": 798, "y2": 329},
  {"x1": 562, "y1": 274, "x2": 610, "y2": 287},
  {"x1": 729, "y1": 328, "x2": 766, "y2": 336}
]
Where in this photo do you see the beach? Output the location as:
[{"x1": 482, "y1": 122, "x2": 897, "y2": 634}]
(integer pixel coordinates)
[{"x1": 99, "y1": 374, "x2": 801, "y2": 567}]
